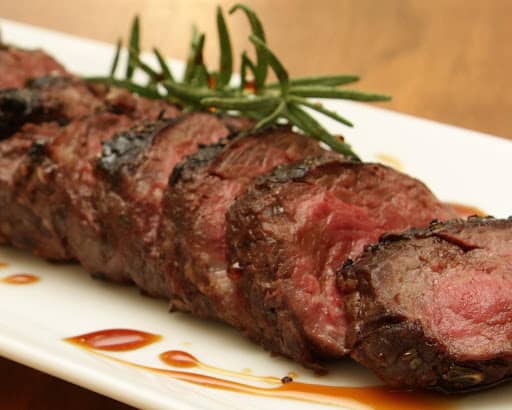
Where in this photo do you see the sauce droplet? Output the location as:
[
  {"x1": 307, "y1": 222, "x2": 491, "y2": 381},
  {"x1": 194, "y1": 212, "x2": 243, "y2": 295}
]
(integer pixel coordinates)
[
  {"x1": 160, "y1": 350, "x2": 282, "y2": 385},
  {"x1": 1, "y1": 273, "x2": 39, "y2": 284},
  {"x1": 448, "y1": 202, "x2": 486, "y2": 218},
  {"x1": 160, "y1": 350, "x2": 198, "y2": 368},
  {"x1": 65, "y1": 329, "x2": 161, "y2": 351}
]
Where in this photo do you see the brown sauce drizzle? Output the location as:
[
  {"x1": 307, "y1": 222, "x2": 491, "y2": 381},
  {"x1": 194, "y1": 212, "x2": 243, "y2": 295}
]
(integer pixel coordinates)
[
  {"x1": 448, "y1": 202, "x2": 486, "y2": 218},
  {"x1": 1, "y1": 273, "x2": 39, "y2": 284},
  {"x1": 66, "y1": 329, "x2": 453, "y2": 410},
  {"x1": 65, "y1": 329, "x2": 161, "y2": 351},
  {"x1": 160, "y1": 350, "x2": 282, "y2": 385}
]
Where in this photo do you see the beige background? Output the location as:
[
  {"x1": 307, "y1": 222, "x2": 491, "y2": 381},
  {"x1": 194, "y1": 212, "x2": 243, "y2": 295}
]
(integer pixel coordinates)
[{"x1": 0, "y1": 1, "x2": 511, "y2": 409}]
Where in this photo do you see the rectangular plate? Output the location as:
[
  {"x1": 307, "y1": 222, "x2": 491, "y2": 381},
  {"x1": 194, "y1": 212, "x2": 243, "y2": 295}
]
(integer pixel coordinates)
[{"x1": 1, "y1": 18, "x2": 511, "y2": 410}]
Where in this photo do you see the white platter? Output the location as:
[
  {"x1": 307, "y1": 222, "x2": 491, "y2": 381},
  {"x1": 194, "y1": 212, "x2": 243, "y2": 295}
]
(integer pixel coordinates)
[{"x1": 1, "y1": 18, "x2": 511, "y2": 410}]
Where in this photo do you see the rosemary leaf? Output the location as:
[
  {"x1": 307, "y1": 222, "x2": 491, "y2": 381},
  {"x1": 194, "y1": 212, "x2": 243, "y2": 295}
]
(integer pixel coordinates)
[
  {"x1": 240, "y1": 51, "x2": 257, "y2": 90},
  {"x1": 216, "y1": 6, "x2": 233, "y2": 88},
  {"x1": 86, "y1": 76, "x2": 161, "y2": 99},
  {"x1": 289, "y1": 96, "x2": 353, "y2": 127},
  {"x1": 110, "y1": 38, "x2": 122, "y2": 78},
  {"x1": 153, "y1": 48, "x2": 174, "y2": 81},
  {"x1": 184, "y1": 27, "x2": 205, "y2": 84},
  {"x1": 126, "y1": 15, "x2": 140, "y2": 80},
  {"x1": 229, "y1": 4, "x2": 268, "y2": 89},
  {"x1": 291, "y1": 86, "x2": 391, "y2": 101},
  {"x1": 249, "y1": 35, "x2": 289, "y2": 96},
  {"x1": 267, "y1": 74, "x2": 359, "y2": 89},
  {"x1": 286, "y1": 103, "x2": 360, "y2": 159},
  {"x1": 254, "y1": 100, "x2": 285, "y2": 129},
  {"x1": 201, "y1": 95, "x2": 278, "y2": 111},
  {"x1": 163, "y1": 80, "x2": 216, "y2": 104},
  {"x1": 129, "y1": 49, "x2": 160, "y2": 80},
  {"x1": 240, "y1": 110, "x2": 267, "y2": 120},
  {"x1": 191, "y1": 63, "x2": 210, "y2": 88}
]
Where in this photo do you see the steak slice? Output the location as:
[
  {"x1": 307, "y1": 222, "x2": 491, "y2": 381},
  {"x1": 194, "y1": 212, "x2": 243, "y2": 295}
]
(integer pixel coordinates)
[
  {"x1": 0, "y1": 76, "x2": 105, "y2": 139},
  {"x1": 4, "y1": 90, "x2": 178, "y2": 261},
  {"x1": 165, "y1": 127, "x2": 330, "y2": 327},
  {"x1": 0, "y1": 76, "x2": 109, "y2": 253},
  {"x1": 0, "y1": 45, "x2": 67, "y2": 89},
  {"x1": 0, "y1": 122, "x2": 60, "y2": 249},
  {"x1": 227, "y1": 157, "x2": 457, "y2": 367},
  {"x1": 94, "y1": 112, "x2": 230, "y2": 296},
  {"x1": 339, "y1": 217, "x2": 512, "y2": 392}
]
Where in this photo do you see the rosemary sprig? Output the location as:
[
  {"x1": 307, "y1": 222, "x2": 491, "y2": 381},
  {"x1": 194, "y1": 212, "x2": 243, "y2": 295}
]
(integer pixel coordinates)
[{"x1": 86, "y1": 3, "x2": 391, "y2": 160}]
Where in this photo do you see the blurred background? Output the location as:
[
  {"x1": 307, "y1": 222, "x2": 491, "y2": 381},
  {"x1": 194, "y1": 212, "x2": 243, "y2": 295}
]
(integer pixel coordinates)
[
  {"x1": 1, "y1": 0, "x2": 511, "y2": 139},
  {"x1": 0, "y1": 1, "x2": 511, "y2": 409}
]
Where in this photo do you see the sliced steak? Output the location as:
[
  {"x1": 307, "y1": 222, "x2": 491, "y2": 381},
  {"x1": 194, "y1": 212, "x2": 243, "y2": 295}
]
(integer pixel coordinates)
[
  {"x1": 339, "y1": 217, "x2": 512, "y2": 392},
  {"x1": 165, "y1": 127, "x2": 330, "y2": 327},
  {"x1": 227, "y1": 157, "x2": 457, "y2": 367},
  {"x1": 4, "y1": 90, "x2": 178, "y2": 261},
  {"x1": 94, "y1": 112, "x2": 230, "y2": 295},
  {"x1": 0, "y1": 45, "x2": 67, "y2": 89},
  {"x1": 0, "y1": 77, "x2": 108, "y2": 253},
  {"x1": 0, "y1": 122, "x2": 60, "y2": 249},
  {"x1": 0, "y1": 76, "x2": 105, "y2": 139}
]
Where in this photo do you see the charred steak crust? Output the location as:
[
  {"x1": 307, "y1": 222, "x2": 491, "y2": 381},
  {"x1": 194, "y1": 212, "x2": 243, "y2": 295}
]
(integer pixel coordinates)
[
  {"x1": 94, "y1": 112, "x2": 231, "y2": 297},
  {"x1": 97, "y1": 120, "x2": 175, "y2": 180},
  {"x1": 339, "y1": 217, "x2": 512, "y2": 392},
  {"x1": 227, "y1": 158, "x2": 456, "y2": 368},
  {"x1": 0, "y1": 76, "x2": 104, "y2": 139},
  {"x1": 168, "y1": 141, "x2": 226, "y2": 186},
  {"x1": 0, "y1": 88, "x2": 43, "y2": 138},
  {"x1": 165, "y1": 128, "x2": 329, "y2": 327}
]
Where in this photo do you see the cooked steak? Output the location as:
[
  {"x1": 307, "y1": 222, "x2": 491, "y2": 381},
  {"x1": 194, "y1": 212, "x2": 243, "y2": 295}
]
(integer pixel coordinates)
[
  {"x1": 339, "y1": 217, "x2": 512, "y2": 392},
  {"x1": 0, "y1": 77, "x2": 107, "y2": 254},
  {"x1": 3, "y1": 90, "x2": 178, "y2": 261},
  {"x1": 165, "y1": 127, "x2": 330, "y2": 326},
  {"x1": 94, "y1": 112, "x2": 230, "y2": 295},
  {"x1": 227, "y1": 157, "x2": 457, "y2": 367},
  {"x1": 0, "y1": 45, "x2": 67, "y2": 89},
  {"x1": 0, "y1": 76, "x2": 105, "y2": 139},
  {"x1": 0, "y1": 122, "x2": 60, "y2": 250}
]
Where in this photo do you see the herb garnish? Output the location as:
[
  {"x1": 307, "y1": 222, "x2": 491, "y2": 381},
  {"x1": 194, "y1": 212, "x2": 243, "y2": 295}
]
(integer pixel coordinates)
[{"x1": 87, "y1": 3, "x2": 390, "y2": 159}]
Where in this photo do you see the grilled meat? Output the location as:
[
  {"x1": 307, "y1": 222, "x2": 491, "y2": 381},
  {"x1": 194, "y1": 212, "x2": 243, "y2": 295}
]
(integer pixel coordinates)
[
  {"x1": 339, "y1": 217, "x2": 512, "y2": 392},
  {"x1": 94, "y1": 112, "x2": 230, "y2": 295},
  {"x1": 3, "y1": 46, "x2": 507, "y2": 394},
  {"x1": 227, "y1": 158, "x2": 457, "y2": 367},
  {"x1": 1, "y1": 84, "x2": 179, "y2": 260},
  {"x1": 0, "y1": 45, "x2": 67, "y2": 89},
  {"x1": 165, "y1": 127, "x2": 332, "y2": 325},
  {"x1": 0, "y1": 76, "x2": 105, "y2": 139}
]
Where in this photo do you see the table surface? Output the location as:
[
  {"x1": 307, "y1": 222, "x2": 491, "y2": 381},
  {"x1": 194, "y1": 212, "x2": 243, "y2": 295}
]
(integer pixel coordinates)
[{"x1": 0, "y1": 1, "x2": 510, "y2": 409}]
